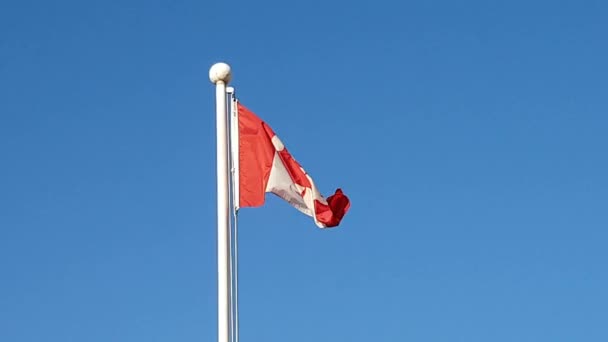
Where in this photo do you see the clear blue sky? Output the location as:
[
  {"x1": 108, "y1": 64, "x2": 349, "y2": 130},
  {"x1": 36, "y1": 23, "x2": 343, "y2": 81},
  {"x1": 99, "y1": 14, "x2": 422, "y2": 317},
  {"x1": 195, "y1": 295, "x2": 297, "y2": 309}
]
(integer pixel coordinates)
[{"x1": 1, "y1": 0, "x2": 607, "y2": 341}]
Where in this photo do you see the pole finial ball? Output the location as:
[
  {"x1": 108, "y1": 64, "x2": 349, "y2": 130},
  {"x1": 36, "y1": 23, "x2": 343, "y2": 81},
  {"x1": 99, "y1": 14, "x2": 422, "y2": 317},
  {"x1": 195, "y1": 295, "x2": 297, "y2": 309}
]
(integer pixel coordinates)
[{"x1": 209, "y1": 62, "x2": 232, "y2": 84}]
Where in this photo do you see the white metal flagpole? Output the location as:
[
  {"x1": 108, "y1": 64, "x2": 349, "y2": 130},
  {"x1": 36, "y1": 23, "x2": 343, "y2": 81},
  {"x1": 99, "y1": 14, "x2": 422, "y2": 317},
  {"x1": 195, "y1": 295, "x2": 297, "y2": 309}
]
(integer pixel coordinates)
[
  {"x1": 209, "y1": 62, "x2": 232, "y2": 342},
  {"x1": 227, "y1": 86, "x2": 240, "y2": 342}
]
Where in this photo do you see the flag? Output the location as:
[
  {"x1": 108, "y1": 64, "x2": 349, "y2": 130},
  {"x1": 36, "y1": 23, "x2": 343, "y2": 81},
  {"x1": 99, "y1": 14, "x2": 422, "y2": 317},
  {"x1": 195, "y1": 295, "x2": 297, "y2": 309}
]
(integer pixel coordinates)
[{"x1": 237, "y1": 102, "x2": 350, "y2": 228}]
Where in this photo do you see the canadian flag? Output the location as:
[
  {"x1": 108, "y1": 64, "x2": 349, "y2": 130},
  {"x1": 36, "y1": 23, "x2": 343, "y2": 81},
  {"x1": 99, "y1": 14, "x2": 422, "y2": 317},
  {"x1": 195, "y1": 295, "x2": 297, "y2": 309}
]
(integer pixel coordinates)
[{"x1": 236, "y1": 102, "x2": 350, "y2": 228}]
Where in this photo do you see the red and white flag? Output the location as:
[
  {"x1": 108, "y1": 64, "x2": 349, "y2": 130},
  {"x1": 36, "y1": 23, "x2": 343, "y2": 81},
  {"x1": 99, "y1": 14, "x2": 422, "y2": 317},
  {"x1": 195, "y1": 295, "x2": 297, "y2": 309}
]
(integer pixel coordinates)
[{"x1": 236, "y1": 102, "x2": 350, "y2": 228}]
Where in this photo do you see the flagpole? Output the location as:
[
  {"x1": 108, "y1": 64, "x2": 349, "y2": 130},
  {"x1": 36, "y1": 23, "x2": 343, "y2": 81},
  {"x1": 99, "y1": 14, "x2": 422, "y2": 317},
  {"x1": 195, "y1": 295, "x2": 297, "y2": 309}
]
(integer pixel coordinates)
[
  {"x1": 227, "y1": 86, "x2": 240, "y2": 342},
  {"x1": 210, "y1": 62, "x2": 232, "y2": 342}
]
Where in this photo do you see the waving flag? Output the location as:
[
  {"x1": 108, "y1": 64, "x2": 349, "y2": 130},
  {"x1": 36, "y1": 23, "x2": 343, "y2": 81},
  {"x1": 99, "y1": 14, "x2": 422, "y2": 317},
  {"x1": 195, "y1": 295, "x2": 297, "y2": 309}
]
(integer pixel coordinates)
[{"x1": 237, "y1": 102, "x2": 350, "y2": 228}]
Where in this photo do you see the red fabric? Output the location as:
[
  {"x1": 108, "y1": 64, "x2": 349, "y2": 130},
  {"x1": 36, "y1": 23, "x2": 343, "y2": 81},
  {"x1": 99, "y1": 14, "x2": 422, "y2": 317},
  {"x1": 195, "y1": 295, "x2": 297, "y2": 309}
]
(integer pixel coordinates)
[
  {"x1": 238, "y1": 104, "x2": 275, "y2": 207},
  {"x1": 314, "y1": 189, "x2": 350, "y2": 227},
  {"x1": 237, "y1": 102, "x2": 350, "y2": 228}
]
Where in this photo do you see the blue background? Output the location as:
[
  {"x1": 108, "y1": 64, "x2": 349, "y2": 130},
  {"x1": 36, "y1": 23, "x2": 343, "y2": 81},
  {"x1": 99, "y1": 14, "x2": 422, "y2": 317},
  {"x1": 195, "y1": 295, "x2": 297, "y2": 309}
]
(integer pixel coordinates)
[{"x1": 1, "y1": 0, "x2": 607, "y2": 341}]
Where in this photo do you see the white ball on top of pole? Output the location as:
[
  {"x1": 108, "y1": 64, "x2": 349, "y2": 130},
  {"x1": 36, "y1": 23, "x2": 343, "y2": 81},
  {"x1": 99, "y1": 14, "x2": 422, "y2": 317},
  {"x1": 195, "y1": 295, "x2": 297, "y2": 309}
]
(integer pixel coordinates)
[{"x1": 210, "y1": 62, "x2": 232, "y2": 85}]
